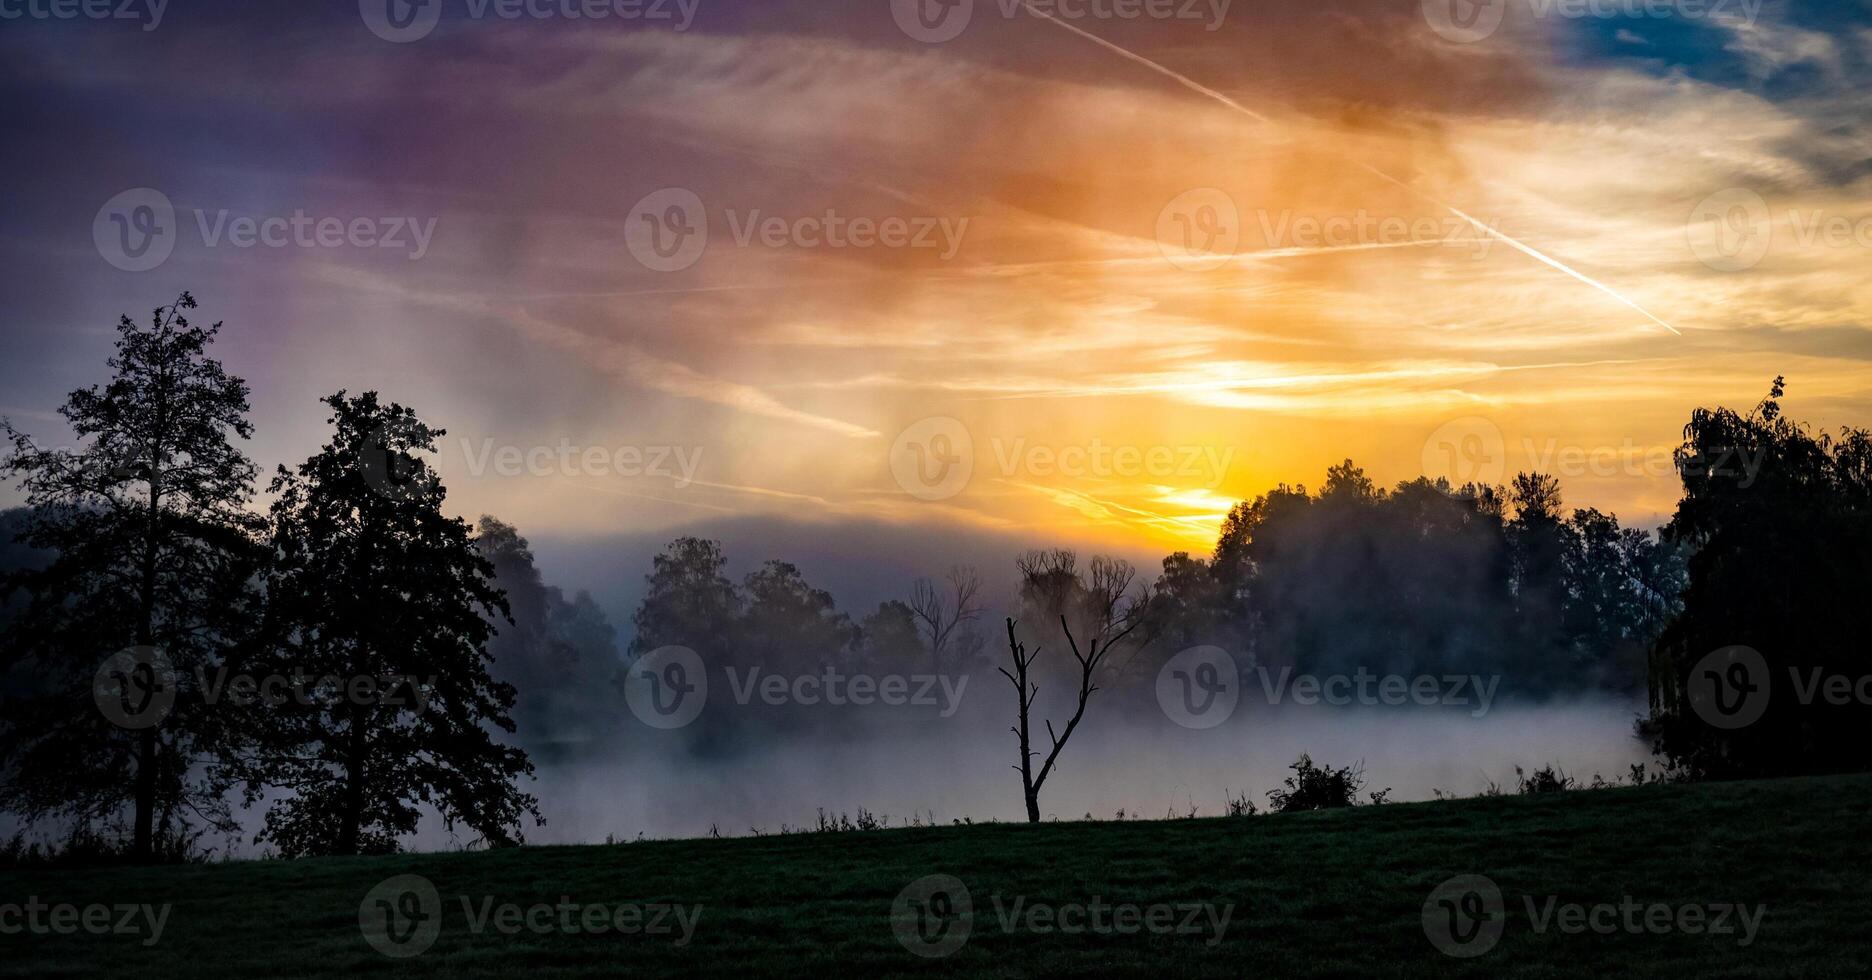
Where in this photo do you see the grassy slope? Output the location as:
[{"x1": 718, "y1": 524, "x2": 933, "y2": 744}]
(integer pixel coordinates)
[{"x1": 3, "y1": 774, "x2": 1870, "y2": 978}]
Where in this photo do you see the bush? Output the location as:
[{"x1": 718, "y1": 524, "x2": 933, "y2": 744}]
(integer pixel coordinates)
[
  {"x1": 1267, "y1": 754, "x2": 1389, "y2": 812},
  {"x1": 1516, "y1": 765, "x2": 1578, "y2": 794}
]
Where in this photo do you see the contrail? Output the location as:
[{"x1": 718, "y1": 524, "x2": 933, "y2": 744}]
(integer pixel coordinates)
[
  {"x1": 1016, "y1": 4, "x2": 1269, "y2": 125},
  {"x1": 1016, "y1": 2, "x2": 1680, "y2": 335},
  {"x1": 1353, "y1": 163, "x2": 1682, "y2": 336}
]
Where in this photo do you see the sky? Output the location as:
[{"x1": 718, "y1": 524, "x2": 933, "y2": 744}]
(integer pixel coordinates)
[{"x1": 2, "y1": 0, "x2": 1869, "y2": 563}]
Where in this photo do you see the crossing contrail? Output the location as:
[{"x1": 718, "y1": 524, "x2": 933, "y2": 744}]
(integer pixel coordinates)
[
  {"x1": 1016, "y1": 2, "x2": 1680, "y2": 336},
  {"x1": 1016, "y1": 3, "x2": 1270, "y2": 125}
]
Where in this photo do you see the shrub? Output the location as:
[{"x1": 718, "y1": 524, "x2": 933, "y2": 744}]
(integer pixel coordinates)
[
  {"x1": 1516, "y1": 765, "x2": 1578, "y2": 794},
  {"x1": 1267, "y1": 754, "x2": 1388, "y2": 812}
]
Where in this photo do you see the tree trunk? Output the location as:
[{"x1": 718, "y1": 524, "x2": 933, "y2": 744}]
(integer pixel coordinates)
[
  {"x1": 335, "y1": 717, "x2": 367, "y2": 856},
  {"x1": 131, "y1": 482, "x2": 162, "y2": 862},
  {"x1": 131, "y1": 348, "x2": 170, "y2": 863},
  {"x1": 132, "y1": 729, "x2": 158, "y2": 859},
  {"x1": 1018, "y1": 720, "x2": 1039, "y2": 823}
]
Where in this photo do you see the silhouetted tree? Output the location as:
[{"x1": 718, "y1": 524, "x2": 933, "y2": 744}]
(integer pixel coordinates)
[
  {"x1": 1002, "y1": 550, "x2": 1148, "y2": 822},
  {"x1": 1645, "y1": 379, "x2": 1872, "y2": 778},
  {"x1": 629, "y1": 537, "x2": 742, "y2": 662},
  {"x1": 740, "y1": 560, "x2": 858, "y2": 673},
  {"x1": 1507, "y1": 472, "x2": 1569, "y2": 674},
  {"x1": 1001, "y1": 612, "x2": 1140, "y2": 823},
  {"x1": 0, "y1": 293, "x2": 261, "y2": 860},
  {"x1": 243, "y1": 392, "x2": 538, "y2": 856}
]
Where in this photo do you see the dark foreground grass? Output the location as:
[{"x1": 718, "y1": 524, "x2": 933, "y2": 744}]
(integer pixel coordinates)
[{"x1": 4, "y1": 773, "x2": 1871, "y2": 977}]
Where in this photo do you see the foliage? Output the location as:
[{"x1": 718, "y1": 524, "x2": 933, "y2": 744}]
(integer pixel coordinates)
[
  {"x1": 1208, "y1": 463, "x2": 1682, "y2": 693},
  {"x1": 0, "y1": 293, "x2": 262, "y2": 858},
  {"x1": 1266, "y1": 753, "x2": 1388, "y2": 812},
  {"x1": 240, "y1": 391, "x2": 539, "y2": 856},
  {"x1": 1516, "y1": 764, "x2": 1578, "y2": 794},
  {"x1": 740, "y1": 560, "x2": 859, "y2": 674},
  {"x1": 629, "y1": 536, "x2": 743, "y2": 661},
  {"x1": 1643, "y1": 378, "x2": 1872, "y2": 779}
]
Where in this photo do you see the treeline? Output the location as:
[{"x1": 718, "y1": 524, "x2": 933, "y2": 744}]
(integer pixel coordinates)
[
  {"x1": 630, "y1": 538, "x2": 997, "y2": 675},
  {"x1": 1160, "y1": 463, "x2": 1687, "y2": 693},
  {"x1": 624, "y1": 538, "x2": 991, "y2": 744},
  {"x1": 618, "y1": 383, "x2": 1872, "y2": 789},
  {"x1": 626, "y1": 465, "x2": 1689, "y2": 708},
  {"x1": 2, "y1": 292, "x2": 1865, "y2": 860}
]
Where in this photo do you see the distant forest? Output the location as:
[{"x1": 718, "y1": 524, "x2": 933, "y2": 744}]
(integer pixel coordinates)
[{"x1": 1, "y1": 295, "x2": 1867, "y2": 859}]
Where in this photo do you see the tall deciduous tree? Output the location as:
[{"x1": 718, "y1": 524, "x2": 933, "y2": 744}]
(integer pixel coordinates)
[
  {"x1": 246, "y1": 392, "x2": 538, "y2": 856},
  {"x1": 1507, "y1": 471, "x2": 1569, "y2": 661},
  {"x1": 0, "y1": 293, "x2": 261, "y2": 860},
  {"x1": 740, "y1": 560, "x2": 858, "y2": 673},
  {"x1": 1645, "y1": 379, "x2": 1872, "y2": 778},
  {"x1": 629, "y1": 537, "x2": 743, "y2": 662}
]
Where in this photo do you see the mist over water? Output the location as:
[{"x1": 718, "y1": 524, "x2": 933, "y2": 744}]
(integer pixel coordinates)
[
  {"x1": 398, "y1": 696, "x2": 1650, "y2": 848},
  {"x1": 0, "y1": 518, "x2": 1659, "y2": 858},
  {"x1": 468, "y1": 523, "x2": 1654, "y2": 845}
]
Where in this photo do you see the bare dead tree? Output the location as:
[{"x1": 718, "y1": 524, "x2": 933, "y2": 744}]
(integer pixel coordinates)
[
  {"x1": 1000, "y1": 612, "x2": 1142, "y2": 823},
  {"x1": 910, "y1": 565, "x2": 982, "y2": 673},
  {"x1": 1012, "y1": 550, "x2": 1155, "y2": 687}
]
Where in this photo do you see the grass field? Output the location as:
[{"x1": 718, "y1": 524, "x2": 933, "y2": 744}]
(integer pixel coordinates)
[{"x1": 3, "y1": 774, "x2": 1869, "y2": 977}]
